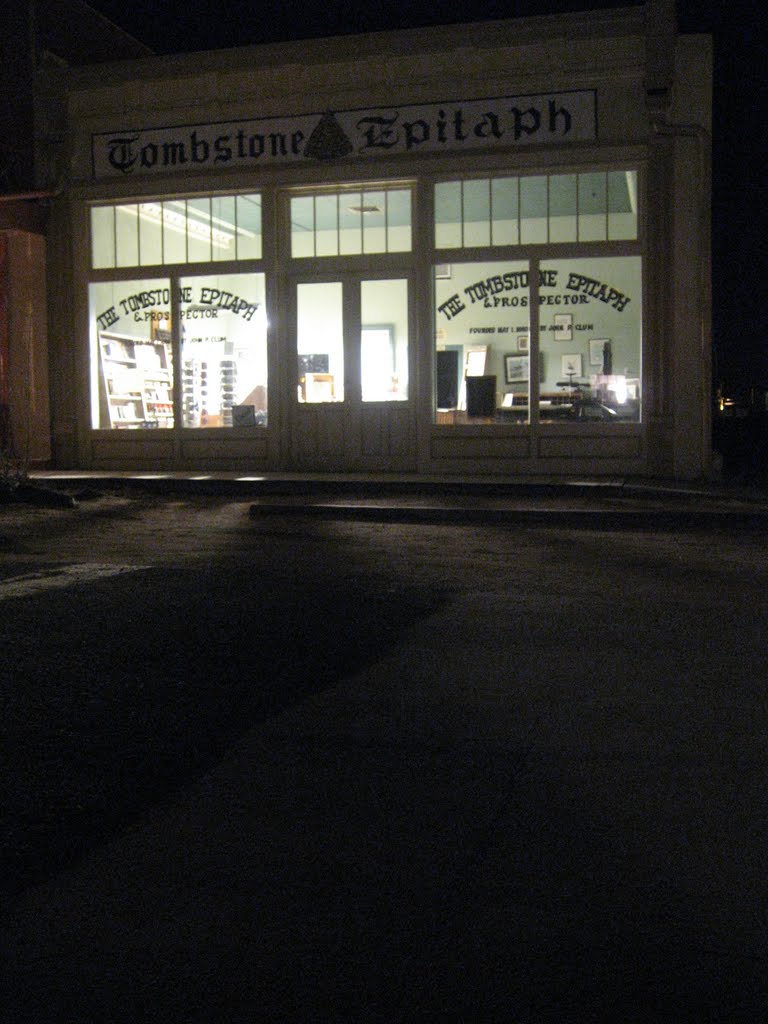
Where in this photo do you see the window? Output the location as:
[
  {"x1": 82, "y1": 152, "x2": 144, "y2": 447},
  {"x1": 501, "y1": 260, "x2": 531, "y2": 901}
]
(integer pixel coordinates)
[
  {"x1": 290, "y1": 186, "x2": 412, "y2": 257},
  {"x1": 88, "y1": 273, "x2": 268, "y2": 429},
  {"x1": 361, "y1": 279, "x2": 408, "y2": 401},
  {"x1": 180, "y1": 273, "x2": 268, "y2": 427},
  {"x1": 433, "y1": 256, "x2": 641, "y2": 426},
  {"x1": 538, "y1": 256, "x2": 641, "y2": 422},
  {"x1": 89, "y1": 278, "x2": 174, "y2": 429},
  {"x1": 434, "y1": 260, "x2": 530, "y2": 424},
  {"x1": 434, "y1": 170, "x2": 638, "y2": 248},
  {"x1": 91, "y1": 193, "x2": 262, "y2": 269},
  {"x1": 297, "y1": 282, "x2": 344, "y2": 403}
]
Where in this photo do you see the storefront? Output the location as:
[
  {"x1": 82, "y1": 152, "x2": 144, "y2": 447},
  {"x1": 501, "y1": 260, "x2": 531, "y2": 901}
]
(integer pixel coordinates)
[{"x1": 46, "y1": 2, "x2": 712, "y2": 478}]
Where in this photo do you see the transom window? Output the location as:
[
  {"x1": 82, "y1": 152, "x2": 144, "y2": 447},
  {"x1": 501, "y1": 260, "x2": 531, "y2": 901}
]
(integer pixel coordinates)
[
  {"x1": 290, "y1": 186, "x2": 412, "y2": 257},
  {"x1": 435, "y1": 170, "x2": 638, "y2": 248},
  {"x1": 91, "y1": 193, "x2": 262, "y2": 269}
]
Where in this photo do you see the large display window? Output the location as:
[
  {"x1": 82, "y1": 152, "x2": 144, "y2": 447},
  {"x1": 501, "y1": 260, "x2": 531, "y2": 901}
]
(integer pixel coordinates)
[
  {"x1": 433, "y1": 167, "x2": 642, "y2": 428},
  {"x1": 88, "y1": 190, "x2": 268, "y2": 432},
  {"x1": 88, "y1": 273, "x2": 268, "y2": 429},
  {"x1": 433, "y1": 255, "x2": 642, "y2": 425}
]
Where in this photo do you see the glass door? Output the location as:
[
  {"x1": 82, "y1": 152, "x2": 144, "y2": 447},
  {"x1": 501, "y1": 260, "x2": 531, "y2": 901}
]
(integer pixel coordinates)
[{"x1": 290, "y1": 275, "x2": 414, "y2": 470}]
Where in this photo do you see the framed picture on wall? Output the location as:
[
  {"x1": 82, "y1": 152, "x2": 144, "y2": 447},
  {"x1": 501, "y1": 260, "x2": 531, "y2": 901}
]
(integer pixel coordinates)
[
  {"x1": 505, "y1": 354, "x2": 529, "y2": 383},
  {"x1": 553, "y1": 313, "x2": 573, "y2": 342},
  {"x1": 465, "y1": 345, "x2": 488, "y2": 376},
  {"x1": 590, "y1": 339, "x2": 610, "y2": 366},
  {"x1": 435, "y1": 264, "x2": 452, "y2": 279},
  {"x1": 561, "y1": 353, "x2": 582, "y2": 377},
  {"x1": 517, "y1": 334, "x2": 529, "y2": 353}
]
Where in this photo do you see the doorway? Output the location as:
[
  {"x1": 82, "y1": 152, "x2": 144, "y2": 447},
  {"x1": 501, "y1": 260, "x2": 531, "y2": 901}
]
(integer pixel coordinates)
[{"x1": 288, "y1": 275, "x2": 415, "y2": 470}]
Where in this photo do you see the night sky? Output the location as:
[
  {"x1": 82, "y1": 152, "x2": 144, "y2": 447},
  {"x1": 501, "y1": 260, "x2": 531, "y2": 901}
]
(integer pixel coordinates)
[{"x1": 85, "y1": 0, "x2": 768, "y2": 393}]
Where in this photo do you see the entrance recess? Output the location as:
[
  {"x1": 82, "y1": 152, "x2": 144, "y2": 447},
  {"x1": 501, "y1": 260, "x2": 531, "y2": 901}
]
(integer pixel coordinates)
[{"x1": 289, "y1": 275, "x2": 415, "y2": 470}]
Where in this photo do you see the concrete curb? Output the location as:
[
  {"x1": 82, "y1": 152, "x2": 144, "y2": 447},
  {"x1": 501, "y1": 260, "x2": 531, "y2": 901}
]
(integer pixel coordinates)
[{"x1": 247, "y1": 501, "x2": 768, "y2": 529}]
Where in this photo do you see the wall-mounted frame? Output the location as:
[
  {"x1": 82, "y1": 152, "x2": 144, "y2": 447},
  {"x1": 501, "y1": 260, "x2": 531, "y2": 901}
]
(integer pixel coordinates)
[
  {"x1": 505, "y1": 353, "x2": 529, "y2": 383},
  {"x1": 517, "y1": 333, "x2": 529, "y2": 353},
  {"x1": 465, "y1": 345, "x2": 488, "y2": 376},
  {"x1": 435, "y1": 264, "x2": 452, "y2": 279},
  {"x1": 561, "y1": 353, "x2": 582, "y2": 377},
  {"x1": 553, "y1": 313, "x2": 573, "y2": 342},
  {"x1": 590, "y1": 338, "x2": 610, "y2": 366}
]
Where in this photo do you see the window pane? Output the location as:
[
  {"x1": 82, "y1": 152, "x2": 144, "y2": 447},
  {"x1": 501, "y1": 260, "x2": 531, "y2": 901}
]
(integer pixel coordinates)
[
  {"x1": 291, "y1": 196, "x2": 315, "y2": 257},
  {"x1": 186, "y1": 198, "x2": 212, "y2": 263},
  {"x1": 538, "y1": 256, "x2": 641, "y2": 423},
  {"x1": 297, "y1": 282, "x2": 344, "y2": 403},
  {"x1": 548, "y1": 174, "x2": 577, "y2": 242},
  {"x1": 608, "y1": 170, "x2": 638, "y2": 240},
  {"x1": 434, "y1": 260, "x2": 529, "y2": 424},
  {"x1": 162, "y1": 200, "x2": 187, "y2": 263},
  {"x1": 362, "y1": 190, "x2": 387, "y2": 254},
  {"x1": 115, "y1": 205, "x2": 139, "y2": 267},
  {"x1": 435, "y1": 181, "x2": 462, "y2": 248},
  {"x1": 520, "y1": 176, "x2": 547, "y2": 243},
  {"x1": 578, "y1": 172, "x2": 607, "y2": 241},
  {"x1": 315, "y1": 195, "x2": 339, "y2": 257},
  {"x1": 89, "y1": 278, "x2": 173, "y2": 429},
  {"x1": 211, "y1": 196, "x2": 236, "y2": 262},
  {"x1": 180, "y1": 272, "x2": 268, "y2": 427},
  {"x1": 339, "y1": 192, "x2": 363, "y2": 255},
  {"x1": 361, "y1": 279, "x2": 408, "y2": 401},
  {"x1": 91, "y1": 206, "x2": 115, "y2": 269},
  {"x1": 491, "y1": 177, "x2": 518, "y2": 245},
  {"x1": 235, "y1": 194, "x2": 262, "y2": 258},
  {"x1": 137, "y1": 202, "x2": 163, "y2": 266},
  {"x1": 387, "y1": 189, "x2": 412, "y2": 252},
  {"x1": 463, "y1": 180, "x2": 491, "y2": 247}
]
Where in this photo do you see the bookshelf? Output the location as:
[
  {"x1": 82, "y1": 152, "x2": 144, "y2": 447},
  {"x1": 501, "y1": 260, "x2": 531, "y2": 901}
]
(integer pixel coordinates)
[{"x1": 99, "y1": 332, "x2": 173, "y2": 428}]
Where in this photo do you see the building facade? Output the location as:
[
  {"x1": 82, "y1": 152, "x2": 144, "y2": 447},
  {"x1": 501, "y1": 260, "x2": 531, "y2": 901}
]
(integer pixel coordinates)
[{"x1": 45, "y1": 1, "x2": 712, "y2": 478}]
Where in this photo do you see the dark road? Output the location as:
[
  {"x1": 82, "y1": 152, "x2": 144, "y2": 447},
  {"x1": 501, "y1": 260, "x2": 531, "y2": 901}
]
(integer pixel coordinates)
[{"x1": 1, "y1": 491, "x2": 767, "y2": 1021}]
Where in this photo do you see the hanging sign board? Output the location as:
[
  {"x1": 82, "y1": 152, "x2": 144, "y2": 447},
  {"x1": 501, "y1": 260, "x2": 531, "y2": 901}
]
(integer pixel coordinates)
[{"x1": 91, "y1": 90, "x2": 597, "y2": 179}]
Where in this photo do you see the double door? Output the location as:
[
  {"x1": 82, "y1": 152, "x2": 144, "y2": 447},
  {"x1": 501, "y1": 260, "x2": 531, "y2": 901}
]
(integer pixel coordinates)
[{"x1": 287, "y1": 274, "x2": 416, "y2": 471}]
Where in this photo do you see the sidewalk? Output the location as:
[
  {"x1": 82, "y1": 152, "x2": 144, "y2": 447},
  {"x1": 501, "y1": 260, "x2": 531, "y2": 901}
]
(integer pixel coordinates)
[{"x1": 28, "y1": 468, "x2": 768, "y2": 527}]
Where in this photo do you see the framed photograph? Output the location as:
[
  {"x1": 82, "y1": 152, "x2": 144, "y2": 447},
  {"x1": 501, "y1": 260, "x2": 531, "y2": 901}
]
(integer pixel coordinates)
[
  {"x1": 561, "y1": 353, "x2": 582, "y2": 377},
  {"x1": 505, "y1": 353, "x2": 529, "y2": 383},
  {"x1": 434, "y1": 264, "x2": 452, "y2": 279},
  {"x1": 590, "y1": 338, "x2": 610, "y2": 366},
  {"x1": 553, "y1": 313, "x2": 573, "y2": 342},
  {"x1": 517, "y1": 333, "x2": 529, "y2": 353}
]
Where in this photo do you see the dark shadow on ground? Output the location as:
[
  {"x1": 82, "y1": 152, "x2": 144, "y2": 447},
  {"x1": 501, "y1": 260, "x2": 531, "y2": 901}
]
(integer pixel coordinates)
[{"x1": 0, "y1": 560, "x2": 444, "y2": 906}]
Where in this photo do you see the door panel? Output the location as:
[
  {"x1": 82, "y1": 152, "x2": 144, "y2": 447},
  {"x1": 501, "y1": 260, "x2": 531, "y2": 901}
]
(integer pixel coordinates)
[{"x1": 289, "y1": 275, "x2": 415, "y2": 470}]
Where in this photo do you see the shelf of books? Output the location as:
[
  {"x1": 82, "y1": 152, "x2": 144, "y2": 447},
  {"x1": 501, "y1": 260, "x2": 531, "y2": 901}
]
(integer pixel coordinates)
[{"x1": 99, "y1": 332, "x2": 174, "y2": 428}]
